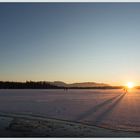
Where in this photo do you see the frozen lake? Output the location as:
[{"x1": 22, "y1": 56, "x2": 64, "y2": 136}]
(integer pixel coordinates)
[{"x1": 0, "y1": 89, "x2": 140, "y2": 131}]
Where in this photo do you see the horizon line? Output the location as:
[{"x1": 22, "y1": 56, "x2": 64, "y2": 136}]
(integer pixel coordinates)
[{"x1": 0, "y1": 80, "x2": 138, "y2": 87}]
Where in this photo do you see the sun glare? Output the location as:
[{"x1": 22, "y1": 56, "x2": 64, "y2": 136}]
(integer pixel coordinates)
[{"x1": 127, "y1": 82, "x2": 134, "y2": 89}]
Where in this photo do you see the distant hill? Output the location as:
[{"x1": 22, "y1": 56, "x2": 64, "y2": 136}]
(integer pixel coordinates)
[
  {"x1": 0, "y1": 81, "x2": 121, "y2": 89},
  {"x1": 47, "y1": 81, "x2": 110, "y2": 88},
  {"x1": 69, "y1": 82, "x2": 109, "y2": 87},
  {"x1": 48, "y1": 81, "x2": 67, "y2": 87}
]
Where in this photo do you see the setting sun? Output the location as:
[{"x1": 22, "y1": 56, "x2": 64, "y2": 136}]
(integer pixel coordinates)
[{"x1": 127, "y1": 82, "x2": 134, "y2": 89}]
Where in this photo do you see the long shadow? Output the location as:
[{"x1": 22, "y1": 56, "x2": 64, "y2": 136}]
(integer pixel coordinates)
[
  {"x1": 75, "y1": 93, "x2": 124, "y2": 121},
  {"x1": 92, "y1": 93, "x2": 126, "y2": 125}
]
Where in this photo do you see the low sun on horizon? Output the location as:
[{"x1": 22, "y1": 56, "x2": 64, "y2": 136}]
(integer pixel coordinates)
[{"x1": 126, "y1": 82, "x2": 135, "y2": 89}]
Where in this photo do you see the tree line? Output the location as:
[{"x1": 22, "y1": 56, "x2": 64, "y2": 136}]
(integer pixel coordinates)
[
  {"x1": 0, "y1": 81, "x2": 123, "y2": 89},
  {"x1": 0, "y1": 81, "x2": 61, "y2": 89}
]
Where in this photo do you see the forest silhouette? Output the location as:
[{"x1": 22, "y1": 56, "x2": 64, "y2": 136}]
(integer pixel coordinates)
[{"x1": 0, "y1": 81, "x2": 123, "y2": 89}]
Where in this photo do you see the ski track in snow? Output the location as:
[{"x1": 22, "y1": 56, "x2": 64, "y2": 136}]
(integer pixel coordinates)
[{"x1": 0, "y1": 89, "x2": 140, "y2": 131}]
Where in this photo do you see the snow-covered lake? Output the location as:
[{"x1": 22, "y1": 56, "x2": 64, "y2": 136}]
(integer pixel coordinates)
[{"x1": 0, "y1": 89, "x2": 140, "y2": 131}]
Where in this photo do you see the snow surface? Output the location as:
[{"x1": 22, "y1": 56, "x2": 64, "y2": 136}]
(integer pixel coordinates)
[{"x1": 0, "y1": 89, "x2": 140, "y2": 131}]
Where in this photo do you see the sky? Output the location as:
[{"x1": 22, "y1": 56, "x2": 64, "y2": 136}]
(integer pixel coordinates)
[{"x1": 1, "y1": 3, "x2": 140, "y2": 86}]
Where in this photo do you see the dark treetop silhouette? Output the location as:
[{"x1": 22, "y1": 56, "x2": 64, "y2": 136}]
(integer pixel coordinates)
[{"x1": 0, "y1": 81, "x2": 123, "y2": 89}]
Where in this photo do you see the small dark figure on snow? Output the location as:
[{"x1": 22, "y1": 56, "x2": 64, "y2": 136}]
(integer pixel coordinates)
[{"x1": 123, "y1": 87, "x2": 128, "y2": 93}]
